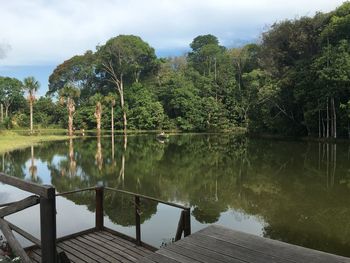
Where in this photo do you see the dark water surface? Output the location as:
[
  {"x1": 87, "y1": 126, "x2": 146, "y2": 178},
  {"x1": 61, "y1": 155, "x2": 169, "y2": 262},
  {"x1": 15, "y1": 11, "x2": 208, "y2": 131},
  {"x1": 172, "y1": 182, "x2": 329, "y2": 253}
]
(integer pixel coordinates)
[{"x1": 1, "y1": 134, "x2": 350, "y2": 256}]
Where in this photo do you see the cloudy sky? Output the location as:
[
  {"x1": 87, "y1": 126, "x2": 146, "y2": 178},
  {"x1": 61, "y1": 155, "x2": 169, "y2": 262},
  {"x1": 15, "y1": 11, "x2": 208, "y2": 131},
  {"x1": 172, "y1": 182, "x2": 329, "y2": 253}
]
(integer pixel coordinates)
[{"x1": 0, "y1": 0, "x2": 345, "y2": 95}]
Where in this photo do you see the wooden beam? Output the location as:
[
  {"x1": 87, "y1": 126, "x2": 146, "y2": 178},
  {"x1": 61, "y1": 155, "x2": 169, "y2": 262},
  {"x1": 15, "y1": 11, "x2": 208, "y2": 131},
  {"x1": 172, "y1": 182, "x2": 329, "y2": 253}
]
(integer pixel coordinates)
[
  {"x1": 105, "y1": 187, "x2": 188, "y2": 210},
  {"x1": 175, "y1": 210, "x2": 185, "y2": 241},
  {"x1": 0, "y1": 195, "x2": 39, "y2": 218},
  {"x1": 6, "y1": 220, "x2": 41, "y2": 246},
  {"x1": 95, "y1": 186, "x2": 104, "y2": 231},
  {"x1": 135, "y1": 196, "x2": 141, "y2": 246},
  {"x1": 183, "y1": 208, "x2": 191, "y2": 237},
  {"x1": 0, "y1": 173, "x2": 52, "y2": 198},
  {"x1": 0, "y1": 218, "x2": 33, "y2": 263},
  {"x1": 40, "y1": 187, "x2": 57, "y2": 263}
]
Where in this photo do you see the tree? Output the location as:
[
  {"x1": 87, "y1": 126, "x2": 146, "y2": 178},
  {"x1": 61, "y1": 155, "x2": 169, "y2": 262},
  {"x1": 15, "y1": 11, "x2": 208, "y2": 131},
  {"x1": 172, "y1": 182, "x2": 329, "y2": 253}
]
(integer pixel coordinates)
[
  {"x1": 48, "y1": 51, "x2": 97, "y2": 101},
  {"x1": 59, "y1": 83, "x2": 81, "y2": 136},
  {"x1": 0, "y1": 77, "x2": 23, "y2": 122},
  {"x1": 96, "y1": 35, "x2": 159, "y2": 134},
  {"x1": 23, "y1": 77, "x2": 40, "y2": 133},
  {"x1": 105, "y1": 93, "x2": 117, "y2": 133},
  {"x1": 90, "y1": 93, "x2": 104, "y2": 134}
]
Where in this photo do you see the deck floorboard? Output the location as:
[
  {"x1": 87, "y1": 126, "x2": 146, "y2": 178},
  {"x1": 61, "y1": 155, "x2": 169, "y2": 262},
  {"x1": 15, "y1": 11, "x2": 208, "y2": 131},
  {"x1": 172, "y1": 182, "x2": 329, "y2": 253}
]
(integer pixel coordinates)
[
  {"x1": 137, "y1": 225, "x2": 350, "y2": 263},
  {"x1": 27, "y1": 230, "x2": 153, "y2": 263}
]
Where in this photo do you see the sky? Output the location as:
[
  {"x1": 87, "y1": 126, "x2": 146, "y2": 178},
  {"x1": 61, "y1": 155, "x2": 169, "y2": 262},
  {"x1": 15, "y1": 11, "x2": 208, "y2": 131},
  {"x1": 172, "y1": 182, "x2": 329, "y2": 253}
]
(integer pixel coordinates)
[{"x1": 0, "y1": 0, "x2": 345, "y2": 96}]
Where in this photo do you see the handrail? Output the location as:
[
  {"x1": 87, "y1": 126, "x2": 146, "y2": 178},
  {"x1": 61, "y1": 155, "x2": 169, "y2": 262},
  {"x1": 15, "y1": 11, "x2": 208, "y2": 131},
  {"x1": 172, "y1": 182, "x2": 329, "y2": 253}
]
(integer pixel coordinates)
[
  {"x1": 57, "y1": 185, "x2": 192, "y2": 245},
  {"x1": 104, "y1": 187, "x2": 190, "y2": 210},
  {"x1": 56, "y1": 187, "x2": 96, "y2": 196},
  {"x1": 0, "y1": 173, "x2": 53, "y2": 198},
  {"x1": 0, "y1": 173, "x2": 57, "y2": 263}
]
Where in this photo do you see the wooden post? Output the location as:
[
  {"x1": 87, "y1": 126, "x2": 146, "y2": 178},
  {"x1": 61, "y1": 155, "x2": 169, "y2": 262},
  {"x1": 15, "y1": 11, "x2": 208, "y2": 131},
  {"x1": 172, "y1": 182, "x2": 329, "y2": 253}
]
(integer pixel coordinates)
[
  {"x1": 183, "y1": 208, "x2": 191, "y2": 237},
  {"x1": 135, "y1": 196, "x2": 141, "y2": 246},
  {"x1": 40, "y1": 187, "x2": 57, "y2": 263},
  {"x1": 175, "y1": 210, "x2": 185, "y2": 241},
  {"x1": 95, "y1": 186, "x2": 104, "y2": 230}
]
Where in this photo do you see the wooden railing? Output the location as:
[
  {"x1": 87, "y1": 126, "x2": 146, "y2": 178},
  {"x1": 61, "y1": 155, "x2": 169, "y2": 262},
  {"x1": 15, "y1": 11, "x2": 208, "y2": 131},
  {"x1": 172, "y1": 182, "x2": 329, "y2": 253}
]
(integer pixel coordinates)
[
  {"x1": 0, "y1": 172, "x2": 57, "y2": 263},
  {"x1": 57, "y1": 185, "x2": 192, "y2": 246},
  {"x1": 0, "y1": 172, "x2": 192, "y2": 263}
]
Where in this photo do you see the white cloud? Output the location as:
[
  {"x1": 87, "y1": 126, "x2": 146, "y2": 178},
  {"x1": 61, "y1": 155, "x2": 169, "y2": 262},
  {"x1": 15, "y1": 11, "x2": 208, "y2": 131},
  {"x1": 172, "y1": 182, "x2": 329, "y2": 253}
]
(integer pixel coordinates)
[{"x1": 0, "y1": 0, "x2": 345, "y2": 66}]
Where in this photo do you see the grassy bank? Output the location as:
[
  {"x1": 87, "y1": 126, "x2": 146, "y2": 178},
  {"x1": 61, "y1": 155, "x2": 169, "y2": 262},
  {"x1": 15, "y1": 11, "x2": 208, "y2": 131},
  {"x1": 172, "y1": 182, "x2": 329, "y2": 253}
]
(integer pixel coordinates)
[{"x1": 0, "y1": 131, "x2": 69, "y2": 154}]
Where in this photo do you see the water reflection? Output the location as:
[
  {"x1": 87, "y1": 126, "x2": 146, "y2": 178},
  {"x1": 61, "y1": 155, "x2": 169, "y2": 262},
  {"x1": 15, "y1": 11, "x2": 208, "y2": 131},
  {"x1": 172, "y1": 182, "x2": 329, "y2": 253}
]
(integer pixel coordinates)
[{"x1": 1, "y1": 135, "x2": 350, "y2": 256}]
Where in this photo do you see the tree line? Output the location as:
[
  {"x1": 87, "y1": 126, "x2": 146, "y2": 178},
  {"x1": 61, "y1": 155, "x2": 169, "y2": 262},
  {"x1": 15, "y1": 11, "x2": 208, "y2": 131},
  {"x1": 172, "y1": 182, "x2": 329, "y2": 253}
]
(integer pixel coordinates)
[{"x1": 1, "y1": 2, "x2": 350, "y2": 137}]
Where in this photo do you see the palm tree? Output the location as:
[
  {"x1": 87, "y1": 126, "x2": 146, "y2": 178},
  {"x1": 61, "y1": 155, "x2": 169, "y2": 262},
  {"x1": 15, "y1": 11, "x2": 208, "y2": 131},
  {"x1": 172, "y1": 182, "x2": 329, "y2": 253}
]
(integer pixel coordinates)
[
  {"x1": 105, "y1": 93, "x2": 117, "y2": 134},
  {"x1": 23, "y1": 77, "x2": 40, "y2": 134},
  {"x1": 59, "y1": 83, "x2": 80, "y2": 136}
]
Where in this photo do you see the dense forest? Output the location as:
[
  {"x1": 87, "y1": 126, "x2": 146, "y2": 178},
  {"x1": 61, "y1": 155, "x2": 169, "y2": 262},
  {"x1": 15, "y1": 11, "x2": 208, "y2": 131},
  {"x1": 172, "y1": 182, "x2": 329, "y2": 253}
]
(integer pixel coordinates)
[{"x1": 1, "y1": 2, "x2": 350, "y2": 137}]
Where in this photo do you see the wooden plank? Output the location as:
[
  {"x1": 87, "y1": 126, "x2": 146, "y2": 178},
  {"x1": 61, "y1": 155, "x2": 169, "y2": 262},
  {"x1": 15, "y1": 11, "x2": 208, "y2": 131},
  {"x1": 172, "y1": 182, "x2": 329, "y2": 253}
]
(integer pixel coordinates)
[
  {"x1": 93, "y1": 232, "x2": 151, "y2": 257},
  {"x1": 57, "y1": 242, "x2": 94, "y2": 263},
  {"x1": 62, "y1": 239, "x2": 108, "y2": 263},
  {"x1": 165, "y1": 242, "x2": 237, "y2": 263},
  {"x1": 0, "y1": 173, "x2": 51, "y2": 198},
  {"x1": 156, "y1": 249, "x2": 202, "y2": 263},
  {"x1": 0, "y1": 218, "x2": 32, "y2": 263},
  {"x1": 0, "y1": 195, "x2": 39, "y2": 218},
  {"x1": 184, "y1": 233, "x2": 289, "y2": 263},
  {"x1": 199, "y1": 225, "x2": 350, "y2": 263},
  {"x1": 84, "y1": 233, "x2": 141, "y2": 261},
  {"x1": 138, "y1": 253, "x2": 180, "y2": 263},
  {"x1": 77, "y1": 235, "x2": 134, "y2": 263},
  {"x1": 74, "y1": 236, "x2": 130, "y2": 263},
  {"x1": 6, "y1": 220, "x2": 41, "y2": 246},
  {"x1": 100, "y1": 231, "x2": 153, "y2": 255},
  {"x1": 172, "y1": 241, "x2": 246, "y2": 263}
]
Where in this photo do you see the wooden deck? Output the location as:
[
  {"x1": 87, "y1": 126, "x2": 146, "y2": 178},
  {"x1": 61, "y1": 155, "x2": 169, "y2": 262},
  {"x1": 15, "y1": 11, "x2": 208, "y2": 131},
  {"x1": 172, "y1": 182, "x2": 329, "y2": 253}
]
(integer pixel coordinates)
[
  {"x1": 137, "y1": 225, "x2": 350, "y2": 263},
  {"x1": 27, "y1": 229, "x2": 154, "y2": 263}
]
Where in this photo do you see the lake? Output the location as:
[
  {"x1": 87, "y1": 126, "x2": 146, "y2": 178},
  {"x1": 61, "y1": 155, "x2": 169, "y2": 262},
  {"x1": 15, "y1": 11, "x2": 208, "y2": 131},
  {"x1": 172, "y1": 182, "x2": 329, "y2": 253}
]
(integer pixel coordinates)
[{"x1": 1, "y1": 133, "x2": 350, "y2": 257}]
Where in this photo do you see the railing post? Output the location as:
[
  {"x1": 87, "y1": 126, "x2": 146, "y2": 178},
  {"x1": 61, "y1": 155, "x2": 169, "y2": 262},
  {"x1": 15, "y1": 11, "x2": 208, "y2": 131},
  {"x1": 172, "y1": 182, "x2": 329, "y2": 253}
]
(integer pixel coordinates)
[
  {"x1": 183, "y1": 208, "x2": 191, "y2": 237},
  {"x1": 135, "y1": 196, "x2": 141, "y2": 246},
  {"x1": 175, "y1": 210, "x2": 185, "y2": 241},
  {"x1": 40, "y1": 187, "x2": 57, "y2": 263},
  {"x1": 95, "y1": 186, "x2": 104, "y2": 230}
]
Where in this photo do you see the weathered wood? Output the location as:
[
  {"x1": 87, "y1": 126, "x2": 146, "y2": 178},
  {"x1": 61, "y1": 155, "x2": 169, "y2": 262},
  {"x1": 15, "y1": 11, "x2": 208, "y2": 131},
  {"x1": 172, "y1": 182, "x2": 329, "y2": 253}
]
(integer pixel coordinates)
[
  {"x1": 6, "y1": 220, "x2": 41, "y2": 246},
  {"x1": 137, "y1": 225, "x2": 350, "y2": 263},
  {"x1": 183, "y1": 208, "x2": 191, "y2": 237},
  {"x1": 0, "y1": 218, "x2": 33, "y2": 263},
  {"x1": 105, "y1": 187, "x2": 188, "y2": 210},
  {"x1": 56, "y1": 187, "x2": 96, "y2": 197},
  {"x1": 0, "y1": 173, "x2": 51, "y2": 198},
  {"x1": 175, "y1": 210, "x2": 185, "y2": 241},
  {"x1": 135, "y1": 196, "x2": 141, "y2": 246},
  {"x1": 0, "y1": 195, "x2": 39, "y2": 218},
  {"x1": 95, "y1": 186, "x2": 104, "y2": 230},
  {"x1": 40, "y1": 187, "x2": 57, "y2": 263}
]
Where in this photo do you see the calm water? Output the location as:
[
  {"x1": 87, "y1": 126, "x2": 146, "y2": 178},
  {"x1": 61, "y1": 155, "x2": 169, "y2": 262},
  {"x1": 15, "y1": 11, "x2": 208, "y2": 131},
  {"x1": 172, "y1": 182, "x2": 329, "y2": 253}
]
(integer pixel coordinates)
[{"x1": 1, "y1": 134, "x2": 350, "y2": 256}]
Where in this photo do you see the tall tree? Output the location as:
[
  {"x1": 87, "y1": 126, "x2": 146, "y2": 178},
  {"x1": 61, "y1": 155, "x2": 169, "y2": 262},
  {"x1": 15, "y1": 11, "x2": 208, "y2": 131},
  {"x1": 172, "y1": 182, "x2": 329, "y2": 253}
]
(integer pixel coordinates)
[
  {"x1": 23, "y1": 77, "x2": 40, "y2": 133},
  {"x1": 59, "y1": 83, "x2": 81, "y2": 136},
  {"x1": 96, "y1": 35, "x2": 158, "y2": 134}
]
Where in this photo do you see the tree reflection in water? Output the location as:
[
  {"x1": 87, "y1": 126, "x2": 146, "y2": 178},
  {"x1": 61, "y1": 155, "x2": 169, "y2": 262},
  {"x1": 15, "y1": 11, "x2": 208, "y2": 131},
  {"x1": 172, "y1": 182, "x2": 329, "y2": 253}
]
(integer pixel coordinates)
[{"x1": 2, "y1": 134, "x2": 350, "y2": 256}]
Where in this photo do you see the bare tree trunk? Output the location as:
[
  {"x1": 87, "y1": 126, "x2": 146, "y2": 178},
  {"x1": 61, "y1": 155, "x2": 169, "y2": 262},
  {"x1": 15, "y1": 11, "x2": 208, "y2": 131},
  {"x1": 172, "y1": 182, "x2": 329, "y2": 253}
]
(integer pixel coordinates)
[
  {"x1": 5, "y1": 105, "x2": 9, "y2": 118},
  {"x1": 322, "y1": 117, "x2": 325, "y2": 138},
  {"x1": 318, "y1": 103, "x2": 321, "y2": 138},
  {"x1": 0, "y1": 103, "x2": 3, "y2": 123},
  {"x1": 331, "y1": 97, "x2": 336, "y2": 139},
  {"x1": 326, "y1": 98, "x2": 329, "y2": 138},
  {"x1": 95, "y1": 134, "x2": 103, "y2": 171},
  {"x1": 30, "y1": 100, "x2": 33, "y2": 134},
  {"x1": 94, "y1": 102, "x2": 102, "y2": 134},
  {"x1": 120, "y1": 81, "x2": 127, "y2": 134},
  {"x1": 111, "y1": 105, "x2": 114, "y2": 134},
  {"x1": 69, "y1": 138, "x2": 76, "y2": 176},
  {"x1": 67, "y1": 98, "x2": 75, "y2": 137}
]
